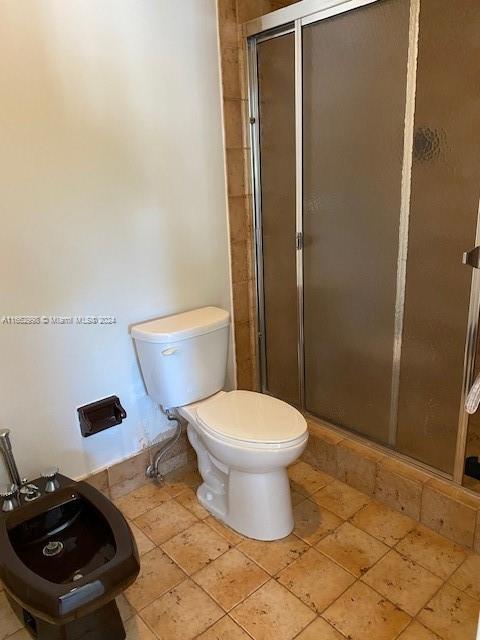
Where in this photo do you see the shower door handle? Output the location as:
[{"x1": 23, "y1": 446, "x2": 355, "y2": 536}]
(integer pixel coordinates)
[{"x1": 463, "y1": 246, "x2": 480, "y2": 269}]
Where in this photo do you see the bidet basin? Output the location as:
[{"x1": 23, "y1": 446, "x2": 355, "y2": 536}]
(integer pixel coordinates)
[
  {"x1": 9, "y1": 493, "x2": 116, "y2": 584},
  {"x1": 0, "y1": 474, "x2": 139, "y2": 639}
]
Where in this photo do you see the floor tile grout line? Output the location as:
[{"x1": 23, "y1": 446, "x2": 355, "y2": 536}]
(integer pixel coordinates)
[
  {"x1": 189, "y1": 551, "x2": 272, "y2": 613},
  {"x1": 406, "y1": 579, "x2": 477, "y2": 640},
  {"x1": 119, "y1": 464, "x2": 477, "y2": 640},
  {"x1": 390, "y1": 527, "x2": 470, "y2": 584},
  {"x1": 160, "y1": 532, "x2": 237, "y2": 578},
  {"x1": 227, "y1": 584, "x2": 316, "y2": 640},
  {"x1": 226, "y1": 613, "x2": 257, "y2": 640},
  {"x1": 312, "y1": 531, "x2": 392, "y2": 580},
  {"x1": 131, "y1": 563, "x2": 189, "y2": 614},
  {"x1": 131, "y1": 514, "x2": 454, "y2": 640}
]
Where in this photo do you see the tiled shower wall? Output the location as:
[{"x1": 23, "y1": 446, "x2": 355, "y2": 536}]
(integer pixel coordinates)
[{"x1": 218, "y1": 0, "x2": 298, "y2": 389}]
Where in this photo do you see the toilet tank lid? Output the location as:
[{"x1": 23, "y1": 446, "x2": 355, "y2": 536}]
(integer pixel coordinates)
[{"x1": 131, "y1": 307, "x2": 230, "y2": 344}]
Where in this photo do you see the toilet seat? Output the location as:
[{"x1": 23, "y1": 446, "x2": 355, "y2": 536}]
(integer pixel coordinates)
[{"x1": 196, "y1": 390, "x2": 307, "y2": 447}]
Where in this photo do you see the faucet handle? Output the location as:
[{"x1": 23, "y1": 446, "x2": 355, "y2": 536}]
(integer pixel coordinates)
[
  {"x1": 0, "y1": 483, "x2": 17, "y2": 499},
  {"x1": 41, "y1": 467, "x2": 59, "y2": 480},
  {"x1": 42, "y1": 467, "x2": 59, "y2": 493},
  {"x1": 1, "y1": 484, "x2": 19, "y2": 512}
]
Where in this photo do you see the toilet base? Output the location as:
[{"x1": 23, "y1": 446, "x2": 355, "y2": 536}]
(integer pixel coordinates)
[
  {"x1": 8, "y1": 594, "x2": 126, "y2": 640},
  {"x1": 197, "y1": 467, "x2": 295, "y2": 541}
]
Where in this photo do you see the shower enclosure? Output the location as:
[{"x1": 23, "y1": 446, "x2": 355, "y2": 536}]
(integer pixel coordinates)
[{"x1": 247, "y1": 0, "x2": 480, "y2": 483}]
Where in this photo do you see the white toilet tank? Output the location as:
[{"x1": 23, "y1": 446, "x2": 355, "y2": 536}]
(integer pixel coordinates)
[{"x1": 131, "y1": 307, "x2": 230, "y2": 409}]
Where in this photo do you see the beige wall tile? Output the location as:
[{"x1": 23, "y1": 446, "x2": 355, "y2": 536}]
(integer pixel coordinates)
[
  {"x1": 301, "y1": 422, "x2": 342, "y2": 476},
  {"x1": 234, "y1": 320, "x2": 252, "y2": 361},
  {"x1": 270, "y1": 0, "x2": 301, "y2": 9},
  {"x1": 236, "y1": 0, "x2": 272, "y2": 23},
  {"x1": 156, "y1": 451, "x2": 190, "y2": 477},
  {"x1": 218, "y1": 0, "x2": 237, "y2": 23},
  {"x1": 149, "y1": 429, "x2": 190, "y2": 463},
  {"x1": 84, "y1": 469, "x2": 109, "y2": 496},
  {"x1": 232, "y1": 281, "x2": 250, "y2": 323},
  {"x1": 374, "y1": 458, "x2": 427, "y2": 520},
  {"x1": 224, "y1": 99, "x2": 246, "y2": 149},
  {"x1": 220, "y1": 49, "x2": 241, "y2": 100},
  {"x1": 229, "y1": 196, "x2": 251, "y2": 244},
  {"x1": 227, "y1": 149, "x2": 247, "y2": 197},
  {"x1": 236, "y1": 357, "x2": 254, "y2": 390},
  {"x1": 421, "y1": 482, "x2": 477, "y2": 548},
  {"x1": 231, "y1": 240, "x2": 249, "y2": 283},
  {"x1": 336, "y1": 439, "x2": 383, "y2": 495},
  {"x1": 108, "y1": 450, "x2": 150, "y2": 499},
  {"x1": 429, "y1": 477, "x2": 480, "y2": 509}
]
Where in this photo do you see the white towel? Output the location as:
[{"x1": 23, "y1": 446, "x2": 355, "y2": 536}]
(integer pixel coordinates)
[{"x1": 466, "y1": 372, "x2": 480, "y2": 414}]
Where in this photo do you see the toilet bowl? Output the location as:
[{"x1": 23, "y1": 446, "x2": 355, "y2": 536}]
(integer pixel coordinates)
[
  {"x1": 179, "y1": 390, "x2": 308, "y2": 540},
  {"x1": 132, "y1": 306, "x2": 308, "y2": 541},
  {"x1": 0, "y1": 474, "x2": 140, "y2": 640}
]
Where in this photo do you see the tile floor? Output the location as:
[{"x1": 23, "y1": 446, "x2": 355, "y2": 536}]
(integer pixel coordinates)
[{"x1": 2, "y1": 461, "x2": 480, "y2": 640}]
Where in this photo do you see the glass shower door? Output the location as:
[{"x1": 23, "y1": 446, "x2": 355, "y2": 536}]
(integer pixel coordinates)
[
  {"x1": 250, "y1": 0, "x2": 480, "y2": 478},
  {"x1": 302, "y1": 0, "x2": 480, "y2": 473},
  {"x1": 395, "y1": 0, "x2": 480, "y2": 473},
  {"x1": 256, "y1": 32, "x2": 299, "y2": 406},
  {"x1": 302, "y1": 0, "x2": 411, "y2": 444}
]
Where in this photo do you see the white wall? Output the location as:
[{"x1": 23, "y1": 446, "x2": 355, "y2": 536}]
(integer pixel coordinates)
[{"x1": 0, "y1": 1, "x2": 233, "y2": 484}]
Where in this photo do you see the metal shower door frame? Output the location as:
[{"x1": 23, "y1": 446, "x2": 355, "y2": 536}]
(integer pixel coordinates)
[{"x1": 246, "y1": 0, "x2": 480, "y2": 484}]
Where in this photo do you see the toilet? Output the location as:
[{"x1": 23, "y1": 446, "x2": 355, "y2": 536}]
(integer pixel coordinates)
[{"x1": 132, "y1": 306, "x2": 308, "y2": 540}]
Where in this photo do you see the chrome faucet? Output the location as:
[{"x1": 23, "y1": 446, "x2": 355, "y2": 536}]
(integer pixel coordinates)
[
  {"x1": 0, "y1": 429, "x2": 41, "y2": 505},
  {"x1": 0, "y1": 429, "x2": 23, "y2": 489}
]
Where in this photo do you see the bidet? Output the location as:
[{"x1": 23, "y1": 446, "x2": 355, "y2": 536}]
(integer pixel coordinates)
[{"x1": 0, "y1": 472, "x2": 140, "y2": 639}]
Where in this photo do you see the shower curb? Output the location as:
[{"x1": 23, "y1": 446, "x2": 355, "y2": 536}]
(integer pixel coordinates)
[{"x1": 302, "y1": 416, "x2": 480, "y2": 552}]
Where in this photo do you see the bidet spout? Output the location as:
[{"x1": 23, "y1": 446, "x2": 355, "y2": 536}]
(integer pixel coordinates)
[{"x1": 0, "y1": 429, "x2": 23, "y2": 489}]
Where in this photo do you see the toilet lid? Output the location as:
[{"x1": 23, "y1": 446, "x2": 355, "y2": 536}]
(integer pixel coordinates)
[{"x1": 196, "y1": 390, "x2": 307, "y2": 445}]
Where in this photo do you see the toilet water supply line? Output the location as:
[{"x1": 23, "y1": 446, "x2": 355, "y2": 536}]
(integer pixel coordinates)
[{"x1": 145, "y1": 408, "x2": 182, "y2": 484}]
